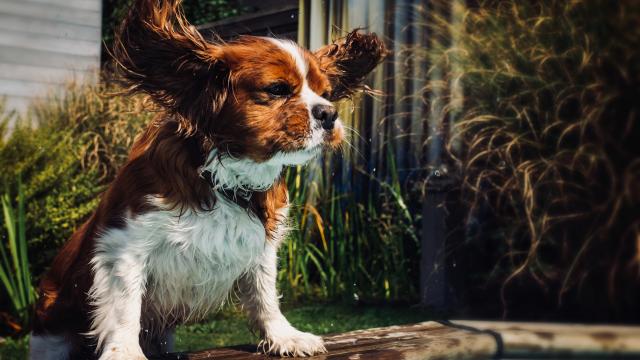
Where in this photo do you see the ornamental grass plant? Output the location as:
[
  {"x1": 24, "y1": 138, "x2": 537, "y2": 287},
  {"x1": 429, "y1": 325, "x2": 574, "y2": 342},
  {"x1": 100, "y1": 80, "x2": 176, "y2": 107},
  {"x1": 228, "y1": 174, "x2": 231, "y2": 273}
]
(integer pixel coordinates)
[{"x1": 417, "y1": 0, "x2": 640, "y2": 320}]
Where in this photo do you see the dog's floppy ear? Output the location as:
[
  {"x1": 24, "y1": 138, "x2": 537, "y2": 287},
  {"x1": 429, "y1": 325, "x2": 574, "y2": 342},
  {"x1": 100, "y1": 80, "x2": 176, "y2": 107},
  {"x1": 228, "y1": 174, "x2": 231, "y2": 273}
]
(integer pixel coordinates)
[
  {"x1": 314, "y1": 30, "x2": 388, "y2": 101},
  {"x1": 113, "y1": 0, "x2": 227, "y2": 133}
]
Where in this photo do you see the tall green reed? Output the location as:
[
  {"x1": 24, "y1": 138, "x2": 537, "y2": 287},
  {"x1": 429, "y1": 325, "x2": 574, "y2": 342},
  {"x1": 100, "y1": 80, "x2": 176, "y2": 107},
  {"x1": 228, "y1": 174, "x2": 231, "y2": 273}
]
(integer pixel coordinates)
[
  {"x1": 0, "y1": 180, "x2": 36, "y2": 334},
  {"x1": 279, "y1": 145, "x2": 419, "y2": 303},
  {"x1": 418, "y1": 0, "x2": 640, "y2": 318}
]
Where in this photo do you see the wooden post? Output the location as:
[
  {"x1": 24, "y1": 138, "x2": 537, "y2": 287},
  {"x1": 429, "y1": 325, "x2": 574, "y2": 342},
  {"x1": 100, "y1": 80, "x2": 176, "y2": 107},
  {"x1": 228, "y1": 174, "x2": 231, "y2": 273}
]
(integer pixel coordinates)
[{"x1": 420, "y1": 169, "x2": 450, "y2": 309}]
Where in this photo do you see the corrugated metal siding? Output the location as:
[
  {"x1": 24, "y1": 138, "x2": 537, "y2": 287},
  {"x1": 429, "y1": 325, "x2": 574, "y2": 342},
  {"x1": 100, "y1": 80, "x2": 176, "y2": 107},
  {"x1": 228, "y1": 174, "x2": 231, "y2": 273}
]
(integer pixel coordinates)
[{"x1": 0, "y1": 0, "x2": 101, "y2": 115}]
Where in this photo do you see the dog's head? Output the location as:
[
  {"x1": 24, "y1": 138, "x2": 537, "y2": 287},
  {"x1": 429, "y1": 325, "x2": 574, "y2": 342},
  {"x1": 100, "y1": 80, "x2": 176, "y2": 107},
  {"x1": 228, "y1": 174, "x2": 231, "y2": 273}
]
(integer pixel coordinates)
[{"x1": 115, "y1": 0, "x2": 386, "y2": 176}]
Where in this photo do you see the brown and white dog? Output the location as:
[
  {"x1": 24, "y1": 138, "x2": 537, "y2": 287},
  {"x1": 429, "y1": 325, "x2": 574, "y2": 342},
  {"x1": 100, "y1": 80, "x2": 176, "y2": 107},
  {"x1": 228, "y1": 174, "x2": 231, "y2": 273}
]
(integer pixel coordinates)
[{"x1": 29, "y1": 0, "x2": 385, "y2": 359}]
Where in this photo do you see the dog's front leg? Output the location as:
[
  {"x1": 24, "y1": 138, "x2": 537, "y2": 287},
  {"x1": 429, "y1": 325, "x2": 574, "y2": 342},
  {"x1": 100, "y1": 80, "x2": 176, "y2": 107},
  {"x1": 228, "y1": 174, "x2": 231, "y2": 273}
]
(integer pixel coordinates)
[
  {"x1": 240, "y1": 243, "x2": 326, "y2": 357},
  {"x1": 89, "y1": 240, "x2": 148, "y2": 360}
]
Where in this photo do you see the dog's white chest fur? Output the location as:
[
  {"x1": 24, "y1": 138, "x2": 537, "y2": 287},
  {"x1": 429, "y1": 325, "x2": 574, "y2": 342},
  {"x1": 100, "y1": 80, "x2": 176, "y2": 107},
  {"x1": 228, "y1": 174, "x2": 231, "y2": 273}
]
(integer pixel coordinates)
[
  {"x1": 147, "y1": 198, "x2": 269, "y2": 318},
  {"x1": 92, "y1": 196, "x2": 273, "y2": 325}
]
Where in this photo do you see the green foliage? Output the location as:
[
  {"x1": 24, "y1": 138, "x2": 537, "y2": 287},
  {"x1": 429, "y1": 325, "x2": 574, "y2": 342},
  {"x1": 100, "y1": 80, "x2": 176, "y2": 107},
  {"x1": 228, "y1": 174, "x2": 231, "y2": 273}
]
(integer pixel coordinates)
[
  {"x1": 0, "y1": 83, "x2": 150, "y2": 277},
  {"x1": 420, "y1": 0, "x2": 640, "y2": 318},
  {"x1": 181, "y1": 0, "x2": 246, "y2": 25},
  {"x1": 0, "y1": 183, "x2": 36, "y2": 335},
  {"x1": 279, "y1": 148, "x2": 419, "y2": 303},
  {"x1": 0, "y1": 336, "x2": 28, "y2": 360},
  {"x1": 101, "y1": 0, "x2": 246, "y2": 51}
]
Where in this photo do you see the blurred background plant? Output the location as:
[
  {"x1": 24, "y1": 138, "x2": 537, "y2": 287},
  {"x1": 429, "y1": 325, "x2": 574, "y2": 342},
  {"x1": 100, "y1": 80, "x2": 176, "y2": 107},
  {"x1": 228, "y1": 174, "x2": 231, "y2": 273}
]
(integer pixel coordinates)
[
  {"x1": 101, "y1": 0, "x2": 247, "y2": 59},
  {"x1": 0, "y1": 82, "x2": 150, "y2": 277},
  {"x1": 415, "y1": 0, "x2": 640, "y2": 320}
]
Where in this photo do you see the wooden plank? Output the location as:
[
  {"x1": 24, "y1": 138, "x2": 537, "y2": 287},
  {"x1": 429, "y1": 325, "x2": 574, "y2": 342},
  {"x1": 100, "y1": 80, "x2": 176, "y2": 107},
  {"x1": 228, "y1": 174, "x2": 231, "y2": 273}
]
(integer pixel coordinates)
[
  {"x1": 0, "y1": 45, "x2": 99, "y2": 70},
  {"x1": 197, "y1": 4, "x2": 298, "y2": 29},
  {"x1": 0, "y1": 29, "x2": 100, "y2": 57},
  {"x1": 0, "y1": 78, "x2": 64, "y2": 98},
  {"x1": 154, "y1": 322, "x2": 497, "y2": 360},
  {"x1": 0, "y1": 0, "x2": 101, "y2": 27},
  {"x1": 198, "y1": 6, "x2": 299, "y2": 41},
  {"x1": 0, "y1": 13, "x2": 100, "y2": 42},
  {"x1": 24, "y1": 0, "x2": 102, "y2": 12},
  {"x1": 0, "y1": 63, "x2": 93, "y2": 85},
  {"x1": 453, "y1": 320, "x2": 640, "y2": 358},
  {"x1": 155, "y1": 320, "x2": 640, "y2": 359}
]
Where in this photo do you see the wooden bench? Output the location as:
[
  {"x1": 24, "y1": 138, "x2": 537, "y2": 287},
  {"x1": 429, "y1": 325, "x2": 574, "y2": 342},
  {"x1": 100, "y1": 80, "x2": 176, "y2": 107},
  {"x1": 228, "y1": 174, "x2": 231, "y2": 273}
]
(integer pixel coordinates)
[{"x1": 155, "y1": 321, "x2": 640, "y2": 359}]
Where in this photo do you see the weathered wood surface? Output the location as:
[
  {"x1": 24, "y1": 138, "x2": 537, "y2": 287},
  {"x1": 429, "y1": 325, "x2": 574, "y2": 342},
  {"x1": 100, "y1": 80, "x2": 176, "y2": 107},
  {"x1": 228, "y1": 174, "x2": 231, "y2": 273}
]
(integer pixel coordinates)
[
  {"x1": 454, "y1": 320, "x2": 640, "y2": 358},
  {"x1": 156, "y1": 320, "x2": 640, "y2": 359},
  {"x1": 156, "y1": 322, "x2": 497, "y2": 360}
]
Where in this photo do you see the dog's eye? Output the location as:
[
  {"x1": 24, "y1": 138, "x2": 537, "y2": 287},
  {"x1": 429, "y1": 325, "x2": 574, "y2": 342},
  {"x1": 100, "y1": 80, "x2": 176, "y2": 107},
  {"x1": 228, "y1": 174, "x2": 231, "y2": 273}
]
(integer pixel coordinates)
[
  {"x1": 264, "y1": 82, "x2": 292, "y2": 97},
  {"x1": 321, "y1": 91, "x2": 331, "y2": 100}
]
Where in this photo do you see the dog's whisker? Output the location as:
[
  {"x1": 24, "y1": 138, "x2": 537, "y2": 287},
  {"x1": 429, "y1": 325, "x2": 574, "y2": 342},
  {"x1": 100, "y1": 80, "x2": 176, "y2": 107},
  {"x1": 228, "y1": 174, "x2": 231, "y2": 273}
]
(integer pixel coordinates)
[{"x1": 342, "y1": 125, "x2": 367, "y2": 144}]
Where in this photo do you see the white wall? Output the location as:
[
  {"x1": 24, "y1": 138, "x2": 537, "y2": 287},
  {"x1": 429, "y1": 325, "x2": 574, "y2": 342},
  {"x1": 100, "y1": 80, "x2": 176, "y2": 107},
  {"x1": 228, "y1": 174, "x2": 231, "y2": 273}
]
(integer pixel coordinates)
[{"x1": 0, "y1": 0, "x2": 102, "y2": 116}]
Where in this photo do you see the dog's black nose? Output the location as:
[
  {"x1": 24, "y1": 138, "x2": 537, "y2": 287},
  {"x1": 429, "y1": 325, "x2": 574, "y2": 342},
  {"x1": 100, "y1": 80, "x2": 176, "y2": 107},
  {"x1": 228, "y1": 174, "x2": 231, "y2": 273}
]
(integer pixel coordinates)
[{"x1": 312, "y1": 105, "x2": 338, "y2": 130}]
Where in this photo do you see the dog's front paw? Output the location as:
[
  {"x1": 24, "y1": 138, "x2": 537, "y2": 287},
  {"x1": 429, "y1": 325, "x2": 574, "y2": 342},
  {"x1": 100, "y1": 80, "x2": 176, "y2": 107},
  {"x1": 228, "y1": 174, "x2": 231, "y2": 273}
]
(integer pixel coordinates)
[
  {"x1": 259, "y1": 321, "x2": 326, "y2": 357},
  {"x1": 98, "y1": 343, "x2": 147, "y2": 360}
]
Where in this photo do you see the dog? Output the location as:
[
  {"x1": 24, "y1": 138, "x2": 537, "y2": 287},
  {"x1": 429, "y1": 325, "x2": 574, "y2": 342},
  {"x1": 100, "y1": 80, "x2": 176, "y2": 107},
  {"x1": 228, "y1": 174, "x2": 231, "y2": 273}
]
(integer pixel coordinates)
[{"x1": 29, "y1": 0, "x2": 386, "y2": 358}]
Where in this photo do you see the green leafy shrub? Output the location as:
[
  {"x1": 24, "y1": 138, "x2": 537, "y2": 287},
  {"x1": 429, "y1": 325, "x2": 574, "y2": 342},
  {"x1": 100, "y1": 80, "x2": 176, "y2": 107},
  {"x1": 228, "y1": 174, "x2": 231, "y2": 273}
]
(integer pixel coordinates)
[
  {"x1": 0, "y1": 335, "x2": 29, "y2": 359},
  {"x1": 419, "y1": 0, "x2": 640, "y2": 319},
  {"x1": 101, "y1": 0, "x2": 246, "y2": 51},
  {"x1": 0, "y1": 83, "x2": 150, "y2": 276}
]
